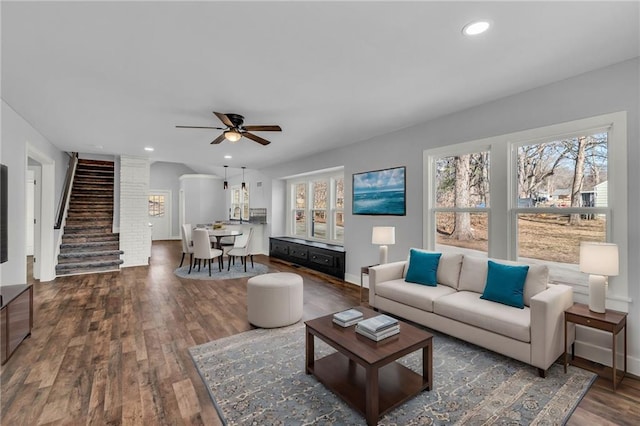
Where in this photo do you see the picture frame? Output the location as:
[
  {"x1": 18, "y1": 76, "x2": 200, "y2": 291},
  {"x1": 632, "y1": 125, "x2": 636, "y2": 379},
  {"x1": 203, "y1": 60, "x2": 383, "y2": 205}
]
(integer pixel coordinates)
[{"x1": 352, "y1": 166, "x2": 406, "y2": 215}]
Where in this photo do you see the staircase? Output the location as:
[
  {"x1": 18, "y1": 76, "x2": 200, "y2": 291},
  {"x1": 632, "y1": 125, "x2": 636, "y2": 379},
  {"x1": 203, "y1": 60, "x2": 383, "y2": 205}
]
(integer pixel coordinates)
[{"x1": 56, "y1": 159, "x2": 124, "y2": 276}]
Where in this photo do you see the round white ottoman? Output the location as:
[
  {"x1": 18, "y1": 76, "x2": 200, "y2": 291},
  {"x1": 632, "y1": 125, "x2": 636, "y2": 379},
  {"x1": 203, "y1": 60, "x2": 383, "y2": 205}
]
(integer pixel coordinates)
[{"x1": 247, "y1": 272, "x2": 303, "y2": 328}]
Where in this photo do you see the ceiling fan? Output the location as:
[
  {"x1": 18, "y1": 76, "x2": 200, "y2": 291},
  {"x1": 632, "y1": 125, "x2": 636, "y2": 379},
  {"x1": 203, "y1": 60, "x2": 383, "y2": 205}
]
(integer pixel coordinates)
[{"x1": 176, "y1": 112, "x2": 281, "y2": 145}]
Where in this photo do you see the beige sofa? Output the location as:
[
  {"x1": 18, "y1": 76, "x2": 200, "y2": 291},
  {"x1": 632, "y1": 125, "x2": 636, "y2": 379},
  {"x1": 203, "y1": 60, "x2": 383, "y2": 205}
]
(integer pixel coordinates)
[{"x1": 369, "y1": 251, "x2": 574, "y2": 376}]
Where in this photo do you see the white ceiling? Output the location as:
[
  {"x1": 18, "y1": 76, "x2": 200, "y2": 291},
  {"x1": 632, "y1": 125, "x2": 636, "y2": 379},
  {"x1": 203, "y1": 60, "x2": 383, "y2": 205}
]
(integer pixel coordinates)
[{"x1": 2, "y1": 1, "x2": 638, "y2": 176}]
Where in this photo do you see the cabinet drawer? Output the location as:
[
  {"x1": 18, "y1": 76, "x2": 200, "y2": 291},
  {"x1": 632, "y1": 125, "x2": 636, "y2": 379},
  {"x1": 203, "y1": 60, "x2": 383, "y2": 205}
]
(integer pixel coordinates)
[
  {"x1": 309, "y1": 251, "x2": 334, "y2": 267},
  {"x1": 566, "y1": 312, "x2": 613, "y2": 332},
  {"x1": 289, "y1": 246, "x2": 308, "y2": 260},
  {"x1": 271, "y1": 242, "x2": 289, "y2": 256}
]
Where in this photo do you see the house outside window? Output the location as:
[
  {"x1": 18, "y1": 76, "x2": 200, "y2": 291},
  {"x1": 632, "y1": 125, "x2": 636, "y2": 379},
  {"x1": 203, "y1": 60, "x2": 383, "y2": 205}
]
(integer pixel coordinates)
[
  {"x1": 287, "y1": 171, "x2": 344, "y2": 244},
  {"x1": 424, "y1": 112, "x2": 628, "y2": 309}
]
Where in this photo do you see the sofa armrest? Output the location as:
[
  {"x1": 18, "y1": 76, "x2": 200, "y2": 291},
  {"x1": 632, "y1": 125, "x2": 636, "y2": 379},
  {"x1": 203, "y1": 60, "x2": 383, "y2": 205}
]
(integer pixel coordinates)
[
  {"x1": 530, "y1": 284, "x2": 574, "y2": 371},
  {"x1": 368, "y1": 261, "x2": 407, "y2": 306}
]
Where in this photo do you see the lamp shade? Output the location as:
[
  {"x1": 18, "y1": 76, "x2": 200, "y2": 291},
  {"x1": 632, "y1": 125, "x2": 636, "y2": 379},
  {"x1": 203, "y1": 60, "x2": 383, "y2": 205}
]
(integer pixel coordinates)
[
  {"x1": 372, "y1": 226, "x2": 395, "y2": 245},
  {"x1": 579, "y1": 242, "x2": 619, "y2": 276}
]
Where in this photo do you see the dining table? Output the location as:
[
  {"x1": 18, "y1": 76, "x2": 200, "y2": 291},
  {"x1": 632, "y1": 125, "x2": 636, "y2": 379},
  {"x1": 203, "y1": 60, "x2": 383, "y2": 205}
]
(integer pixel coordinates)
[{"x1": 206, "y1": 229, "x2": 243, "y2": 249}]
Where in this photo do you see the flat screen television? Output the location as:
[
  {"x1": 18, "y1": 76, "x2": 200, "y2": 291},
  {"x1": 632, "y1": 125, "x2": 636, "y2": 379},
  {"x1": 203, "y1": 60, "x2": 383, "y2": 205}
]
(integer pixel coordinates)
[
  {"x1": 352, "y1": 166, "x2": 406, "y2": 216},
  {"x1": 1, "y1": 164, "x2": 7, "y2": 263}
]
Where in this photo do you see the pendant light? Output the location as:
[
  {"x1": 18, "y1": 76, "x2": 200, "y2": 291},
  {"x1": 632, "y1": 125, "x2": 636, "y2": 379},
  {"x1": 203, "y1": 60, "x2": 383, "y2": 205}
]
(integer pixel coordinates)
[
  {"x1": 241, "y1": 166, "x2": 246, "y2": 190},
  {"x1": 223, "y1": 165, "x2": 228, "y2": 190}
]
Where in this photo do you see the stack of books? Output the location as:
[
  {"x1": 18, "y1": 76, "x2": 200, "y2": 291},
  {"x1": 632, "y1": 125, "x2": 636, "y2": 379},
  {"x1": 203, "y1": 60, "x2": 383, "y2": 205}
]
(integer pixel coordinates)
[
  {"x1": 355, "y1": 314, "x2": 400, "y2": 341},
  {"x1": 332, "y1": 308, "x2": 364, "y2": 327}
]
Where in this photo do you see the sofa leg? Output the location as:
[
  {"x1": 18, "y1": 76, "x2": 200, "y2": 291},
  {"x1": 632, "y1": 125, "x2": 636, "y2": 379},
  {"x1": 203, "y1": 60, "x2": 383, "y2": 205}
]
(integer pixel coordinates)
[{"x1": 538, "y1": 368, "x2": 547, "y2": 378}]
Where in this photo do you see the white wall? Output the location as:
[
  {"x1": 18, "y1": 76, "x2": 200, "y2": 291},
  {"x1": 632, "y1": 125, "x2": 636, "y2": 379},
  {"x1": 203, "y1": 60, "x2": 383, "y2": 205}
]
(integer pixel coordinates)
[
  {"x1": 119, "y1": 156, "x2": 152, "y2": 267},
  {"x1": 260, "y1": 58, "x2": 640, "y2": 374},
  {"x1": 150, "y1": 161, "x2": 195, "y2": 238},
  {"x1": 1, "y1": 100, "x2": 68, "y2": 285},
  {"x1": 179, "y1": 174, "x2": 225, "y2": 226}
]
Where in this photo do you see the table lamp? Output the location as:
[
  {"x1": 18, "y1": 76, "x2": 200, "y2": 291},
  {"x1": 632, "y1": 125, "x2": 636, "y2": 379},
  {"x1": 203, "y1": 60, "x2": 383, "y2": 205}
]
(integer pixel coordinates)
[
  {"x1": 579, "y1": 242, "x2": 618, "y2": 313},
  {"x1": 372, "y1": 226, "x2": 395, "y2": 265}
]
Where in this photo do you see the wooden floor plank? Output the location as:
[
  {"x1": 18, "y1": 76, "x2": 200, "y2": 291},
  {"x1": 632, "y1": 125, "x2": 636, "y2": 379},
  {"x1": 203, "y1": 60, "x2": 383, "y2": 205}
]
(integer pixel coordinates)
[{"x1": 1, "y1": 241, "x2": 637, "y2": 425}]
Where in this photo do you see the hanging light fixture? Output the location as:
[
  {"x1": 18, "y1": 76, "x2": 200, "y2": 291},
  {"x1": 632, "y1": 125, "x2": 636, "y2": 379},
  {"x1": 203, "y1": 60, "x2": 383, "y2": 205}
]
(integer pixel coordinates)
[
  {"x1": 241, "y1": 166, "x2": 246, "y2": 190},
  {"x1": 224, "y1": 130, "x2": 242, "y2": 142},
  {"x1": 223, "y1": 165, "x2": 228, "y2": 190}
]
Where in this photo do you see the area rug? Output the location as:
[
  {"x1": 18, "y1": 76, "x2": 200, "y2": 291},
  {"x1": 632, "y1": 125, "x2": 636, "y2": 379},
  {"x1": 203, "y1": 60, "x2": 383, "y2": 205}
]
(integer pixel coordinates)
[
  {"x1": 189, "y1": 322, "x2": 596, "y2": 425},
  {"x1": 174, "y1": 261, "x2": 269, "y2": 280}
]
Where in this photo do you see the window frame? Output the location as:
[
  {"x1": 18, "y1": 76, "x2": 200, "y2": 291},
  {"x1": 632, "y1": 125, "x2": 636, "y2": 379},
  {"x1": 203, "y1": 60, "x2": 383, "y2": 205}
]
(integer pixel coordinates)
[
  {"x1": 424, "y1": 112, "x2": 628, "y2": 311},
  {"x1": 286, "y1": 171, "x2": 345, "y2": 245},
  {"x1": 229, "y1": 184, "x2": 250, "y2": 221}
]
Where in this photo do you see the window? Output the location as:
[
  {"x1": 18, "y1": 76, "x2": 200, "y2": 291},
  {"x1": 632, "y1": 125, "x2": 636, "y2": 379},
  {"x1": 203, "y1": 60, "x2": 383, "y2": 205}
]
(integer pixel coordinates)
[
  {"x1": 425, "y1": 112, "x2": 628, "y2": 308},
  {"x1": 148, "y1": 195, "x2": 165, "y2": 217},
  {"x1": 293, "y1": 182, "x2": 306, "y2": 237},
  {"x1": 230, "y1": 185, "x2": 249, "y2": 221},
  {"x1": 433, "y1": 151, "x2": 490, "y2": 254},
  {"x1": 287, "y1": 171, "x2": 344, "y2": 244},
  {"x1": 515, "y1": 132, "x2": 609, "y2": 267}
]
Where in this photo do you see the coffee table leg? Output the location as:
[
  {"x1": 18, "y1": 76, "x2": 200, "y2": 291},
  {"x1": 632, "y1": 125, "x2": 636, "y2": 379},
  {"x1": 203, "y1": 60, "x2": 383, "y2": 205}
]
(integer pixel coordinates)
[
  {"x1": 423, "y1": 344, "x2": 433, "y2": 391},
  {"x1": 365, "y1": 366, "x2": 379, "y2": 426},
  {"x1": 305, "y1": 328, "x2": 314, "y2": 374}
]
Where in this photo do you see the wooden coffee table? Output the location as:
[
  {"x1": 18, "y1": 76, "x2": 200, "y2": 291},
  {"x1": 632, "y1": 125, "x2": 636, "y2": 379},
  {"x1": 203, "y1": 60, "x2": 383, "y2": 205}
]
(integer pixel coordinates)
[{"x1": 305, "y1": 307, "x2": 432, "y2": 426}]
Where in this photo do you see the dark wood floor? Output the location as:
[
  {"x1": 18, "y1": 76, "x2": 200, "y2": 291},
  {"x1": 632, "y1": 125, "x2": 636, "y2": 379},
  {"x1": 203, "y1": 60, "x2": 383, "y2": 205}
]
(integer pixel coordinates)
[{"x1": 1, "y1": 240, "x2": 638, "y2": 425}]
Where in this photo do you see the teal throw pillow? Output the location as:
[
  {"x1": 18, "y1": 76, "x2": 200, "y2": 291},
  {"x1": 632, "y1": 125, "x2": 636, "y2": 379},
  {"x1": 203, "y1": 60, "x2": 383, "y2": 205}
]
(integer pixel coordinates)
[
  {"x1": 405, "y1": 249, "x2": 441, "y2": 286},
  {"x1": 481, "y1": 260, "x2": 529, "y2": 309}
]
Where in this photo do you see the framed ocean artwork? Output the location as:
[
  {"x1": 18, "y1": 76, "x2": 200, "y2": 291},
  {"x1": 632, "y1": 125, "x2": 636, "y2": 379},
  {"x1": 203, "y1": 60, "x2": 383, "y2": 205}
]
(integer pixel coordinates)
[{"x1": 352, "y1": 166, "x2": 406, "y2": 215}]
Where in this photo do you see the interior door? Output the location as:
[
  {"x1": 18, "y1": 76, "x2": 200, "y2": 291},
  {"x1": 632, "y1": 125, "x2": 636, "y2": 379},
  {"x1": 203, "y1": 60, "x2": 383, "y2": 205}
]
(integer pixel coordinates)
[{"x1": 148, "y1": 190, "x2": 171, "y2": 240}]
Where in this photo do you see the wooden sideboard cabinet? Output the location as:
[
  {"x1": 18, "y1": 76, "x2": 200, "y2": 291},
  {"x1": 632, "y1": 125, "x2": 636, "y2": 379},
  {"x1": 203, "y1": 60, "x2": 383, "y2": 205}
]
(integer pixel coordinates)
[
  {"x1": 1, "y1": 284, "x2": 33, "y2": 365},
  {"x1": 269, "y1": 237, "x2": 346, "y2": 279}
]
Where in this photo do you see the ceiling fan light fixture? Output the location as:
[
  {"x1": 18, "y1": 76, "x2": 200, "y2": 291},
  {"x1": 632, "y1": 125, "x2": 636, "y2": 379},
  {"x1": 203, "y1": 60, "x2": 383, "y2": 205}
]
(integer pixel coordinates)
[{"x1": 224, "y1": 130, "x2": 242, "y2": 142}]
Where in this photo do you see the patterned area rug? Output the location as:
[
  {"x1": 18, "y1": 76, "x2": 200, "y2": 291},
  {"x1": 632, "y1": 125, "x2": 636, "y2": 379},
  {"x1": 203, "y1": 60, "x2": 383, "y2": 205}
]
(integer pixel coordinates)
[
  {"x1": 189, "y1": 322, "x2": 596, "y2": 425},
  {"x1": 174, "y1": 261, "x2": 269, "y2": 280}
]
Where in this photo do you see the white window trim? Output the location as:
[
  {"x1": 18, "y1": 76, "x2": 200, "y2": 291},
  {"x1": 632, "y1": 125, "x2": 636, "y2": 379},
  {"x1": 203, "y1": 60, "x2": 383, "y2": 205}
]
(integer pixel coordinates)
[
  {"x1": 423, "y1": 112, "x2": 629, "y2": 311},
  {"x1": 229, "y1": 184, "x2": 249, "y2": 221},
  {"x1": 286, "y1": 170, "x2": 344, "y2": 245}
]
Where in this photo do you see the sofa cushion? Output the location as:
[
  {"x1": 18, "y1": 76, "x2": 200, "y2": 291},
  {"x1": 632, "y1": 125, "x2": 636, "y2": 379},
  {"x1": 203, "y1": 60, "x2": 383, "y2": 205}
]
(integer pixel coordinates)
[
  {"x1": 403, "y1": 249, "x2": 463, "y2": 289},
  {"x1": 434, "y1": 291, "x2": 531, "y2": 343},
  {"x1": 405, "y1": 249, "x2": 441, "y2": 286},
  {"x1": 458, "y1": 256, "x2": 549, "y2": 306},
  {"x1": 481, "y1": 261, "x2": 529, "y2": 308},
  {"x1": 458, "y1": 255, "x2": 487, "y2": 293},
  {"x1": 376, "y1": 279, "x2": 457, "y2": 312}
]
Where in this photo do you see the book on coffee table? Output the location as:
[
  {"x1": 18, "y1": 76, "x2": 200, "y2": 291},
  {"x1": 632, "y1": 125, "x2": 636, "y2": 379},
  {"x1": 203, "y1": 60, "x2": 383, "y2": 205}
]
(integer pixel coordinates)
[
  {"x1": 356, "y1": 314, "x2": 398, "y2": 334},
  {"x1": 332, "y1": 308, "x2": 364, "y2": 327},
  {"x1": 355, "y1": 324, "x2": 400, "y2": 341}
]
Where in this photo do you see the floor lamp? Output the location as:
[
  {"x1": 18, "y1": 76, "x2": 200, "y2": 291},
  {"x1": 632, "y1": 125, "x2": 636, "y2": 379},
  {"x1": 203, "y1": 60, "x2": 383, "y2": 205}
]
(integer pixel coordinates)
[
  {"x1": 579, "y1": 242, "x2": 618, "y2": 313},
  {"x1": 372, "y1": 226, "x2": 395, "y2": 265}
]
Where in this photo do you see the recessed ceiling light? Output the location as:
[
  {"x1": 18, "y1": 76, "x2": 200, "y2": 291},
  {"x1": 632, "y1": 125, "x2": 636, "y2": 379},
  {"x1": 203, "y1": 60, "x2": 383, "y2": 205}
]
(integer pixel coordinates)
[
  {"x1": 144, "y1": 147, "x2": 154, "y2": 152},
  {"x1": 462, "y1": 20, "x2": 491, "y2": 36},
  {"x1": 224, "y1": 155, "x2": 232, "y2": 159}
]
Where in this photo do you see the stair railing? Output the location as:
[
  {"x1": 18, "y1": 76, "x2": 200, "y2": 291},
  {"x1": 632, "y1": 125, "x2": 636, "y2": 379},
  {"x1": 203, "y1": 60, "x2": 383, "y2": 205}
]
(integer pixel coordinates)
[{"x1": 55, "y1": 152, "x2": 79, "y2": 230}]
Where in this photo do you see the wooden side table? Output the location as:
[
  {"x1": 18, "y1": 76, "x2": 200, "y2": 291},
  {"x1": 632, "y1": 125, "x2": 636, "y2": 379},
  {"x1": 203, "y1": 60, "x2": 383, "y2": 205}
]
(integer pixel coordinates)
[
  {"x1": 360, "y1": 265, "x2": 379, "y2": 303},
  {"x1": 564, "y1": 303, "x2": 627, "y2": 391}
]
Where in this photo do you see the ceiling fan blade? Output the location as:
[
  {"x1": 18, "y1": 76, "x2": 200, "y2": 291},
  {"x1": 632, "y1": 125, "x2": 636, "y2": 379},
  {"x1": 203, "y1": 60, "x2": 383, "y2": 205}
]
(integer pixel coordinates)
[
  {"x1": 176, "y1": 125, "x2": 225, "y2": 129},
  {"x1": 213, "y1": 112, "x2": 234, "y2": 128},
  {"x1": 243, "y1": 125, "x2": 282, "y2": 132},
  {"x1": 243, "y1": 132, "x2": 271, "y2": 146},
  {"x1": 210, "y1": 134, "x2": 226, "y2": 144}
]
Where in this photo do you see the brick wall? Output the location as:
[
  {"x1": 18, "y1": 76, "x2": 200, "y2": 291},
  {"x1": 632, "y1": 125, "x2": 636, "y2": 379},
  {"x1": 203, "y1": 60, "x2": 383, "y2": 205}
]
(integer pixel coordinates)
[{"x1": 119, "y1": 156, "x2": 151, "y2": 267}]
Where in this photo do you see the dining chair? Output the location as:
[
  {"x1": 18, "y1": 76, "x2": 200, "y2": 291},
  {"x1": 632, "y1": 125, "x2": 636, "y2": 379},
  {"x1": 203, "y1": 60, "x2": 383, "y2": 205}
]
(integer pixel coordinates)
[
  {"x1": 226, "y1": 228, "x2": 254, "y2": 272},
  {"x1": 180, "y1": 223, "x2": 194, "y2": 272},
  {"x1": 192, "y1": 229, "x2": 223, "y2": 276}
]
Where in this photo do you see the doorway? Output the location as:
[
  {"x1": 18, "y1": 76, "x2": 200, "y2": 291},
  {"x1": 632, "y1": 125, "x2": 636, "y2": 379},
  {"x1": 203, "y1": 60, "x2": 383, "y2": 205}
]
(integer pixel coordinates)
[{"x1": 148, "y1": 190, "x2": 171, "y2": 240}]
